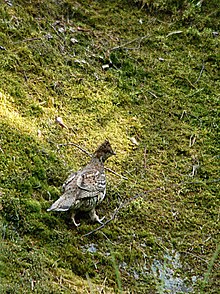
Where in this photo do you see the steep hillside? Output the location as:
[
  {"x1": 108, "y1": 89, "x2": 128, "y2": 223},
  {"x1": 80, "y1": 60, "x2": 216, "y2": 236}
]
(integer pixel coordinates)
[{"x1": 0, "y1": 0, "x2": 219, "y2": 293}]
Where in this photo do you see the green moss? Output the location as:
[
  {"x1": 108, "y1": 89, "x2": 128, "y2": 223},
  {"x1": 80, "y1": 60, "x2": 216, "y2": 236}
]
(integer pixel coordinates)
[
  {"x1": 0, "y1": 0, "x2": 219, "y2": 292},
  {"x1": 23, "y1": 199, "x2": 41, "y2": 213}
]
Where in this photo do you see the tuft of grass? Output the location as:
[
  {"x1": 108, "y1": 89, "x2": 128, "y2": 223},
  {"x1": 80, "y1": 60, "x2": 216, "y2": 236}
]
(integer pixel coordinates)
[
  {"x1": 200, "y1": 244, "x2": 220, "y2": 293},
  {"x1": 110, "y1": 248, "x2": 123, "y2": 293}
]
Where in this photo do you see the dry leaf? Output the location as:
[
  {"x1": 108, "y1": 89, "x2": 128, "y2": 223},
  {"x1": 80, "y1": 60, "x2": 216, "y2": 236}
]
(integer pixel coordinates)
[{"x1": 55, "y1": 116, "x2": 68, "y2": 129}]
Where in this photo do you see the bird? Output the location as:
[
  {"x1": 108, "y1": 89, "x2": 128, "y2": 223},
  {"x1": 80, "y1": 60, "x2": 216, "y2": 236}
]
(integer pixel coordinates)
[{"x1": 47, "y1": 140, "x2": 115, "y2": 226}]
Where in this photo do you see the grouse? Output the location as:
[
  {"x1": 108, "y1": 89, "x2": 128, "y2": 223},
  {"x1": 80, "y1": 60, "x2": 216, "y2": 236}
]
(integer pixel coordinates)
[{"x1": 47, "y1": 140, "x2": 115, "y2": 226}]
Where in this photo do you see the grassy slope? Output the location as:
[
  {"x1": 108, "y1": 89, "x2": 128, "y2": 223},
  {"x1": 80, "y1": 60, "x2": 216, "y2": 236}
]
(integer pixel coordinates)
[{"x1": 0, "y1": 0, "x2": 219, "y2": 293}]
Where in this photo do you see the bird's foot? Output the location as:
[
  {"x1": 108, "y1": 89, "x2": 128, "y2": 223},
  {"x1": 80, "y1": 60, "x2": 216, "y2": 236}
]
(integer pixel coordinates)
[
  {"x1": 98, "y1": 216, "x2": 105, "y2": 224},
  {"x1": 71, "y1": 214, "x2": 80, "y2": 227},
  {"x1": 89, "y1": 210, "x2": 105, "y2": 224}
]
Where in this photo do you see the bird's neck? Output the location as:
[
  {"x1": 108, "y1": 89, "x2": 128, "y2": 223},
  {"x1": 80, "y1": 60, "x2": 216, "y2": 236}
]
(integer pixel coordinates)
[{"x1": 90, "y1": 156, "x2": 104, "y2": 165}]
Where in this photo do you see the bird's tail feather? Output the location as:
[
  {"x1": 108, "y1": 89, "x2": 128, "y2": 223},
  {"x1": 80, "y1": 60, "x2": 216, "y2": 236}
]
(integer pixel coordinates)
[
  {"x1": 47, "y1": 206, "x2": 69, "y2": 212},
  {"x1": 47, "y1": 193, "x2": 75, "y2": 212}
]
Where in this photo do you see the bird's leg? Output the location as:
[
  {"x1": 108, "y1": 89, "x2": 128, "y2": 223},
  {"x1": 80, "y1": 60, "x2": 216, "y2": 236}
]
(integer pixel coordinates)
[
  {"x1": 71, "y1": 212, "x2": 80, "y2": 227},
  {"x1": 89, "y1": 209, "x2": 105, "y2": 224}
]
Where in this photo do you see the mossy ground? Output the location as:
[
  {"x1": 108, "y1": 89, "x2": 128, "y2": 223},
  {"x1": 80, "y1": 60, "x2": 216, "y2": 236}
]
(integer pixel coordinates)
[{"x1": 0, "y1": 0, "x2": 219, "y2": 293}]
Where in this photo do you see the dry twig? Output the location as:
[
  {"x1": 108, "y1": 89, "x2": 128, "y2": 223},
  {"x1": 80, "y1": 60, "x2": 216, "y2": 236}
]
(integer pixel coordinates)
[
  {"x1": 148, "y1": 90, "x2": 158, "y2": 99},
  {"x1": 194, "y1": 61, "x2": 205, "y2": 84},
  {"x1": 83, "y1": 178, "x2": 220, "y2": 237},
  {"x1": 180, "y1": 110, "x2": 187, "y2": 120},
  {"x1": 105, "y1": 167, "x2": 128, "y2": 180},
  {"x1": 57, "y1": 142, "x2": 127, "y2": 179},
  {"x1": 83, "y1": 187, "x2": 162, "y2": 237},
  {"x1": 143, "y1": 147, "x2": 147, "y2": 169},
  {"x1": 57, "y1": 142, "x2": 92, "y2": 157},
  {"x1": 110, "y1": 35, "x2": 148, "y2": 51},
  {"x1": 189, "y1": 134, "x2": 196, "y2": 147},
  {"x1": 14, "y1": 37, "x2": 42, "y2": 44}
]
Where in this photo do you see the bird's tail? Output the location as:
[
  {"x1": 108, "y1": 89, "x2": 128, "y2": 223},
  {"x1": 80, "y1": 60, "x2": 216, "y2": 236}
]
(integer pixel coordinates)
[{"x1": 47, "y1": 193, "x2": 74, "y2": 212}]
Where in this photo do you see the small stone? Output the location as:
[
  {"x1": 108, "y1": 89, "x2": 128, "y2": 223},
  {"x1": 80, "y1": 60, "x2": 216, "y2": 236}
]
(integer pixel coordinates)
[
  {"x1": 102, "y1": 64, "x2": 109, "y2": 70},
  {"x1": 37, "y1": 129, "x2": 42, "y2": 137},
  {"x1": 130, "y1": 137, "x2": 139, "y2": 146},
  {"x1": 70, "y1": 37, "x2": 78, "y2": 44}
]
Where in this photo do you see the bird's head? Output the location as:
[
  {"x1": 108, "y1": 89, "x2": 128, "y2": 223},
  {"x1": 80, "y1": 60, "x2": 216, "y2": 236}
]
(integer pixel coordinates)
[{"x1": 93, "y1": 140, "x2": 116, "y2": 162}]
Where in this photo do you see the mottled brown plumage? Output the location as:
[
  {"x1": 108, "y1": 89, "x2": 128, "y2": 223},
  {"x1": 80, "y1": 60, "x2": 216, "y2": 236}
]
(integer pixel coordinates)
[{"x1": 47, "y1": 140, "x2": 115, "y2": 226}]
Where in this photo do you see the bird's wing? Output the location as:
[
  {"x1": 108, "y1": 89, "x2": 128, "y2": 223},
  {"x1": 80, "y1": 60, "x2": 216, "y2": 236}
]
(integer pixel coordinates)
[
  {"x1": 62, "y1": 171, "x2": 78, "y2": 191},
  {"x1": 47, "y1": 190, "x2": 76, "y2": 212},
  {"x1": 76, "y1": 169, "x2": 106, "y2": 199}
]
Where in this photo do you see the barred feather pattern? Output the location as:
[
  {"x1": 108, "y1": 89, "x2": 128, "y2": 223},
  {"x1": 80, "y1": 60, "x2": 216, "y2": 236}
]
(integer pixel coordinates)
[{"x1": 47, "y1": 140, "x2": 115, "y2": 225}]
